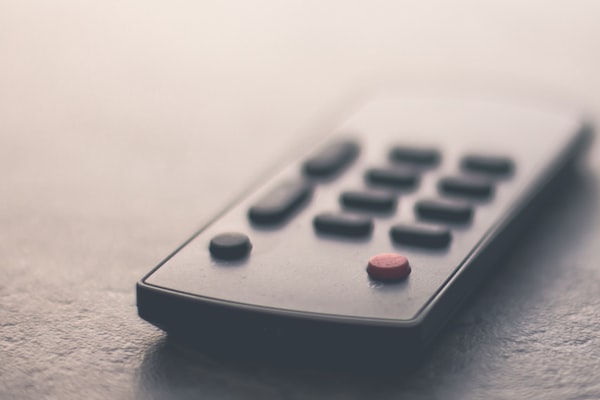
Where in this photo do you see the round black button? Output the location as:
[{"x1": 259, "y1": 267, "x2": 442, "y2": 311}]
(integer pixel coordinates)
[{"x1": 209, "y1": 232, "x2": 252, "y2": 260}]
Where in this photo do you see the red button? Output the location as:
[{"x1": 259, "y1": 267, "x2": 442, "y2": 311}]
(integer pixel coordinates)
[{"x1": 367, "y1": 253, "x2": 411, "y2": 281}]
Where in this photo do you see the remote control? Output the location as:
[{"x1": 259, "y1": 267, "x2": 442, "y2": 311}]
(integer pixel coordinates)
[{"x1": 137, "y1": 95, "x2": 592, "y2": 364}]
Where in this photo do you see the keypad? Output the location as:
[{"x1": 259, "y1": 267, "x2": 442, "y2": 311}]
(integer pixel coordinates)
[{"x1": 243, "y1": 141, "x2": 515, "y2": 277}]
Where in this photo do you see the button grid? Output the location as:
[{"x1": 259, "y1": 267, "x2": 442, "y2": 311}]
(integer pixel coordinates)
[{"x1": 220, "y1": 138, "x2": 515, "y2": 278}]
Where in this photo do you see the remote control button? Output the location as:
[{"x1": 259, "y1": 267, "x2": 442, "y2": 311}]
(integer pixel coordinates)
[
  {"x1": 367, "y1": 253, "x2": 411, "y2": 281},
  {"x1": 390, "y1": 223, "x2": 452, "y2": 248},
  {"x1": 209, "y1": 233, "x2": 252, "y2": 260},
  {"x1": 461, "y1": 154, "x2": 514, "y2": 175},
  {"x1": 389, "y1": 146, "x2": 440, "y2": 167},
  {"x1": 415, "y1": 199, "x2": 473, "y2": 224},
  {"x1": 303, "y1": 139, "x2": 360, "y2": 178},
  {"x1": 438, "y1": 176, "x2": 494, "y2": 199},
  {"x1": 365, "y1": 168, "x2": 419, "y2": 190},
  {"x1": 340, "y1": 190, "x2": 396, "y2": 213},
  {"x1": 249, "y1": 179, "x2": 313, "y2": 225},
  {"x1": 313, "y1": 212, "x2": 373, "y2": 237}
]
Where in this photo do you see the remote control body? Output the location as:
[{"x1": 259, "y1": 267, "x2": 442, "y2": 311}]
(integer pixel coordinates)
[{"x1": 137, "y1": 95, "x2": 591, "y2": 361}]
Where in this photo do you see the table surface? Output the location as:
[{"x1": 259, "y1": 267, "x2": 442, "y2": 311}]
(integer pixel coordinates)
[{"x1": 2, "y1": 2, "x2": 600, "y2": 399}]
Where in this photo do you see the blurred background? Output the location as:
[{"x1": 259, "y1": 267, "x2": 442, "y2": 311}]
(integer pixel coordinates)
[{"x1": 1, "y1": 1, "x2": 599, "y2": 399}]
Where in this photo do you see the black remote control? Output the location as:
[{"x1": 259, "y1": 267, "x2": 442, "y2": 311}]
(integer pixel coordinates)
[{"x1": 137, "y1": 95, "x2": 592, "y2": 364}]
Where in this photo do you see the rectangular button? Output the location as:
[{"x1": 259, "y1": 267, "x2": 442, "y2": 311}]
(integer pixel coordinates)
[
  {"x1": 461, "y1": 154, "x2": 514, "y2": 175},
  {"x1": 438, "y1": 176, "x2": 494, "y2": 199},
  {"x1": 248, "y1": 179, "x2": 313, "y2": 225},
  {"x1": 390, "y1": 223, "x2": 452, "y2": 248},
  {"x1": 340, "y1": 190, "x2": 396, "y2": 213},
  {"x1": 389, "y1": 146, "x2": 440, "y2": 167},
  {"x1": 313, "y1": 212, "x2": 373, "y2": 237},
  {"x1": 303, "y1": 139, "x2": 360, "y2": 178},
  {"x1": 365, "y1": 168, "x2": 419, "y2": 190},
  {"x1": 415, "y1": 199, "x2": 473, "y2": 224}
]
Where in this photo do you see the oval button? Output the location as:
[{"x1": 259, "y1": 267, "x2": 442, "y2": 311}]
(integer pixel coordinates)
[
  {"x1": 438, "y1": 176, "x2": 494, "y2": 199},
  {"x1": 209, "y1": 232, "x2": 252, "y2": 260},
  {"x1": 313, "y1": 212, "x2": 373, "y2": 238},
  {"x1": 340, "y1": 190, "x2": 397, "y2": 213},
  {"x1": 303, "y1": 139, "x2": 360, "y2": 178},
  {"x1": 390, "y1": 223, "x2": 451, "y2": 248},
  {"x1": 367, "y1": 253, "x2": 411, "y2": 281},
  {"x1": 415, "y1": 199, "x2": 473, "y2": 224},
  {"x1": 365, "y1": 167, "x2": 419, "y2": 190},
  {"x1": 248, "y1": 179, "x2": 313, "y2": 225},
  {"x1": 461, "y1": 154, "x2": 514, "y2": 176},
  {"x1": 389, "y1": 146, "x2": 441, "y2": 167}
]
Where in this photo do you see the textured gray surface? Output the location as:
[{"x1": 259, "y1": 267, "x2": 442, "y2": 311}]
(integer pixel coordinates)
[{"x1": 2, "y1": 2, "x2": 600, "y2": 399}]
